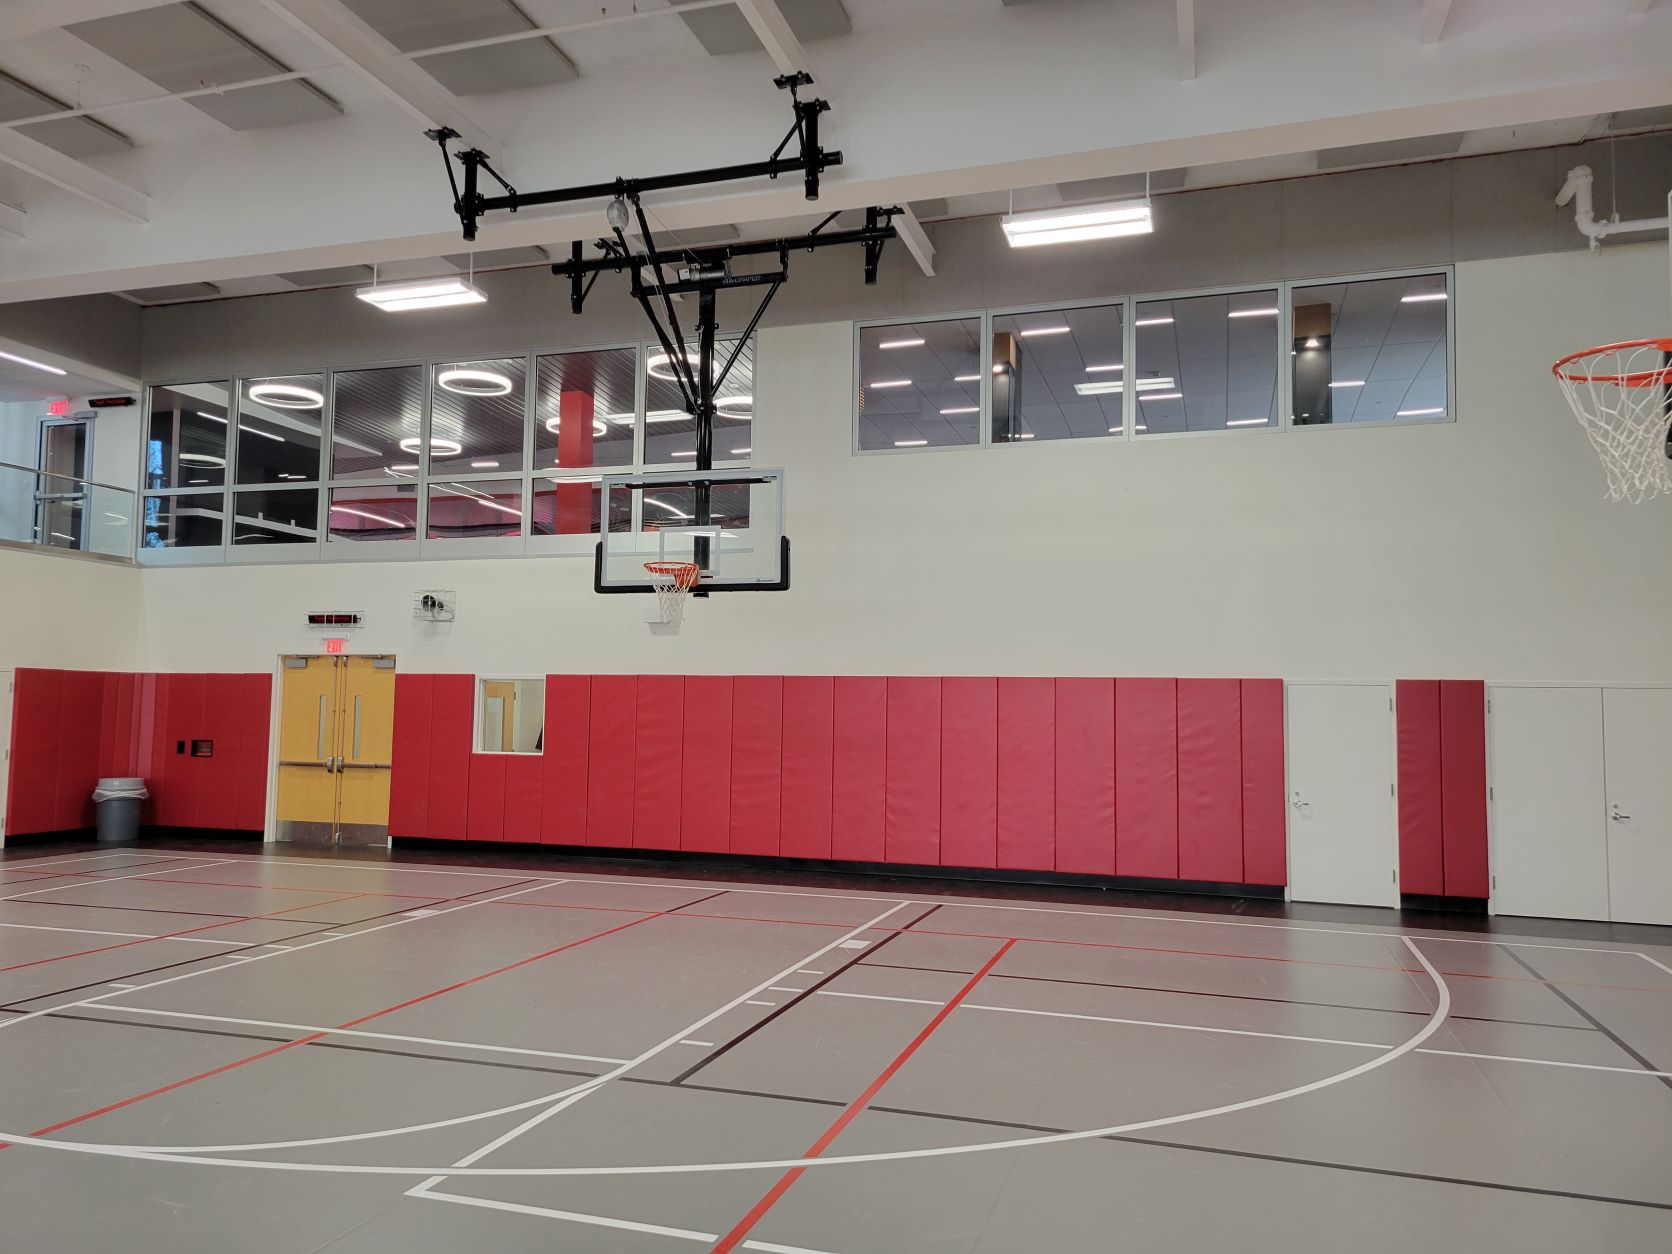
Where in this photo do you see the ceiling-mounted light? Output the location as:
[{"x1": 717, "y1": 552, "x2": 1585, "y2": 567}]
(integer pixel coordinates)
[
  {"x1": 178, "y1": 453, "x2": 227, "y2": 468},
  {"x1": 543, "y1": 414, "x2": 612, "y2": 437},
  {"x1": 1085, "y1": 363, "x2": 1123, "y2": 373},
  {"x1": 247, "y1": 382, "x2": 322, "y2": 409},
  {"x1": 355, "y1": 276, "x2": 486, "y2": 312},
  {"x1": 1303, "y1": 337, "x2": 1321, "y2": 349},
  {"x1": 940, "y1": 406, "x2": 979, "y2": 415},
  {"x1": 1019, "y1": 326, "x2": 1072, "y2": 338},
  {"x1": 954, "y1": 373, "x2": 981, "y2": 382},
  {"x1": 398, "y1": 436, "x2": 463, "y2": 456},
  {"x1": 715, "y1": 395, "x2": 754, "y2": 418},
  {"x1": 437, "y1": 368, "x2": 512, "y2": 396},
  {"x1": 1397, "y1": 407, "x2": 1446, "y2": 417},
  {"x1": 0, "y1": 349, "x2": 67, "y2": 376},
  {"x1": 1138, "y1": 392, "x2": 1183, "y2": 401},
  {"x1": 1401, "y1": 291, "x2": 1447, "y2": 303},
  {"x1": 1134, "y1": 316, "x2": 1174, "y2": 327},
  {"x1": 867, "y1": 379, "x2": 913, "y2": 389},
  {"x1": 1228, "y1": 307, "x2": 1280, "y2": 318},
  {"x1": 877, "y1": 337, "x2": 925, "y2": 350},
  {"x1": 1328, "y1": 380, "x2": 1366, "y2": 389},
  {"x1": 1001, "y1": 198, "x2": 1153, "y2": 248},
  {"x1": 1226, "y1": 417, "x2": 1270, "y2": 427},
  {"x1": 647, "y1": 350, "x2": 700, "y2": 381},
  {"x1": 894, "y1": 439, "x2": 929, "y2": 447}
]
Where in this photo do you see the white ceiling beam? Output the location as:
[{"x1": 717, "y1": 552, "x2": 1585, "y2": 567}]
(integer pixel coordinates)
[
  {"x1": 1177, "y1": 0, "x2": 1197, "y2": 80},
  {"x1": 255, "y1": 0, "x2": 500, "y2": 155},
  {"x1": 1421, "y1": 0, "x2": 1453, "y2": 44},
  {"x1": 0, "y1": 203, "x2": 24, "y2": 240},
  {"x1": 0, "y1": 129, "x2": 147, "y2": 222},
  {"x1": 733, "y1": 0, "x2": 810, "y2": 76},
  {"x1": 893, "y1": 206, "x2": 935, "y2": 277}
]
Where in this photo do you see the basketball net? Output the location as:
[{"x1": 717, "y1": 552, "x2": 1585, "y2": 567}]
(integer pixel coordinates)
[
  {"x1": 1552, "y1": 338, "x2": 1672, "y2": 504},
  {"x1": 645, "y1": 561, "x2": 701, "y2": 625}
]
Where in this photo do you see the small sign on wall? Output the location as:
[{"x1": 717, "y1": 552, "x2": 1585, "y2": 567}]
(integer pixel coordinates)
[{"x1": 324, "y1": 639, "x2": 347, "y2": 655}]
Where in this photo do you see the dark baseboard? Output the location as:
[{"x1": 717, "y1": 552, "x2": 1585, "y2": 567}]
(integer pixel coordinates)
[
  {"x1": 0, "y1": 827, "x2": 98, "y2": 845},
  {"x1": 2, "y1": 826, "x2": 262, "y2": 846},
  {"x1": 391, "y1": 837, "x2": 1286, "y2": 901},
  {"x1": 1401, "y1": 892, "x2": 1488, "y2": 914}
]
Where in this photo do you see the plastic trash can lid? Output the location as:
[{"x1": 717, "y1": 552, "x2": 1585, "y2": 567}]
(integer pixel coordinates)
[{"x1": 96, "y1": 777, "x2": 147, "y2": 791}]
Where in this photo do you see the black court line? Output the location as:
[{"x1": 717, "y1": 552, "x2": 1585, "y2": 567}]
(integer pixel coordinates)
[
  {"x1": 40, "y1": 1003, "x2": 1672, "y2": 1213},
  {"x1": 661, "y1": 890, "x2": 735, "y2": 914},
  {"x1": 0, "y1": 877, "x2": 542, "y2": 1012},
  {"x1": 855, "y1": 961, "x2": 1603, "y2": 1033},
  {"x1": 1504, "y1": 948, "x2": 1672, "y2": 1093},
  {"x1": 2, "y1": 899, "x2": 253, "y2": 920},
  {"x1": 668, "y1": 902, "x2": 944, "y2": 1086}
]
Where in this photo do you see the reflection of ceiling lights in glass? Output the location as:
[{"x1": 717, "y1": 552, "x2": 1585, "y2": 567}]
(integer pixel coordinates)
[
  {"x1": 1085, "y1": 363, "x2": 1123, "y2": 373},
  {"x1": 867, "y1": 379, "x2": 912, "y2": 389},
  {"x1": 1001, "y1": 198, "x2": 1153, "y2": 248},
  {"x1": 645, "y1": 496, "x2": 692, "y2": 519},
  {"x1": 1075, "y1": 376, "x2": 1174, "y2": 397},
  {"x1": 1019, "y1": 326, "x2": 1072, "y2": 337},
  {"x1": 355, "y1": 276, "x2": 486, "y2": 313},
  {"x1": 1138, "y1": 392, "x2": 1183, "y2": 401},
  {"x1": 437, "y1": 368, "x2": 512, "y2": 396},
  {"x1": 954, "y1": 373, "x2": 981, "y2": 382},
  {"x1": 1401, "y1": 291, "x2": 1447, "y2": 303},
  {"x1": 731, "y1": 447, "x2": 751, "y2": 455},
  {"x1": 1228, "y1": 307, "x2": 1279, "y2": 318},
  {"x1": 0, "y1": 348, "x2": 67, "y2": 376},
  {"x1": 1226, "y1": 417, "x2": 1269, "y2": 426},
  {"x1": 248, "y1": 382, "x2": 322, "y2": 409},
  {"x1": 1303, "y1": 338, "x2": 1321, "y2": 349},
  {"x1": 398, "y1": 437, "x2": 463, "y2": 456},
  {"x1": 877, "y1": 337, "x2": 924, "y2": 350},
  {"x1": 894, "y1": 439, "x2": 928, "y2": 447},
  {"x1": 647, "y1": 350, "x2": 700, "y2": 381},
  {"x1": 669, "y1": 451, "x2": 698, "y2": 457},
  {"x1": 715, "y1": 395, "x2": 753, "y2": 417},
  {"x1": 1398, "y1": 407, "x2": 1446, "y2": 417},
  {"x1": 178, "y1": 452, "x2": 227, "y2": 468},
  {"x1": 940, "y1": 406, "x2": 979, "y2": 415},
  {"x1": 1328, "y1": 380, "x2": 1366, "y2": 388},
  {"x1": 331, "y1": 504, "x2": 407, "y2": 526},
  {"x1": 470, "y1": 460, "x2": 500, "y2": 468},
  {"x1": 544, "y1": 414, "x2": 612, "y2": 437},
  {"x1": 1134, "y1": 316, "x2": 1173, "y2": 327}
]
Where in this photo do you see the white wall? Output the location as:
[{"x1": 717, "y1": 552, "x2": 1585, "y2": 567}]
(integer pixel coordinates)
[
  {"x1": 128, "y1": 243, "x2": 1672, "y2": 686},
  {"x1": 0, "y1": 545, "x2": 142, "y2": 672}
]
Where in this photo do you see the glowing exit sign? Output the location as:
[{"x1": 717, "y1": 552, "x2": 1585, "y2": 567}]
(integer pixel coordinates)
[
  {"x1": 47, "y1": 400, "x2": 70, "y2": 416},
  {"x1": 324, "y1": 639, "x2": 347, "y2": 655}
]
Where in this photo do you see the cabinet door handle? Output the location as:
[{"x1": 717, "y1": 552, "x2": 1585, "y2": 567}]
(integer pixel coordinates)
[{"x1": 1610, "y1": 805, "x2": 1631, "y2": 822}]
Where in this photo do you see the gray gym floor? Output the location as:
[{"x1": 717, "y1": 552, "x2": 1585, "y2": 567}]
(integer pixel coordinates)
[{"x1": 0, "y1": 846, "x2": 1668, "y2": 1253}]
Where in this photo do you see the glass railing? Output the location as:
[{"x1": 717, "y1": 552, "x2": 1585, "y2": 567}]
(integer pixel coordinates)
[{"x1": 0, "y1": 460, "x2": 135, "y2": 559}]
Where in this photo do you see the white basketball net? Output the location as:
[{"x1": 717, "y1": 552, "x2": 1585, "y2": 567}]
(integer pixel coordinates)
[
  {"x1": 1553, "y1": 339, "x2": 1672, "y2": 504},
  {"x1": 645, "y1": 562, "x2": 700, "y2": 625}
]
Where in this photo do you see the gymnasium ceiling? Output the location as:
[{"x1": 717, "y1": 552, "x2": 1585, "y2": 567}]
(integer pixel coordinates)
[{"x1": 0, "y1": 0, "x2": 1668, "y2": 311}]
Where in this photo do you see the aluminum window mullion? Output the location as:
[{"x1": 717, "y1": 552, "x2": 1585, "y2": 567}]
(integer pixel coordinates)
[
  {"x1": 979, "y1": 310, "x2": 993, "y2": 449},
  {"x1": 1278, "y1": 283, "x2": 1294, "y2": 432},
  {"x1": 1123, "y1": 297, "x2": 1137, "y2": 439}
]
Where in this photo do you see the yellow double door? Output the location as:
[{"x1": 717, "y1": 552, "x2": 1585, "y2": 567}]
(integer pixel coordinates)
[{"x1": 275, "y1": 654, "x2": 396, "y2": 846}]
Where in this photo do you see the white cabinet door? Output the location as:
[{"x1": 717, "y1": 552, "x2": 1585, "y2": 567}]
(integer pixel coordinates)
[
  {"x1": 1603, "y1": 687, "x2": 1672, "y2": 927},
  {"x1": 1286, "y1": 683, "x2": 1399, "y2": 908},
  {"x1": 1487, "y1": 686, "x2": 1610, "y2": 921}
]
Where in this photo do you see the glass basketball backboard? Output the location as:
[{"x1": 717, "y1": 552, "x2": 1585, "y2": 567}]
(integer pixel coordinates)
[{"x1": 594, "y1": 466, "x2": 788, "y2": 593}]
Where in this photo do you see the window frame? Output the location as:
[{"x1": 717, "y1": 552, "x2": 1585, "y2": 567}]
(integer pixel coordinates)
[
  {"x1": 473, "y1": 673, "x2": 548, "y2": 755},
  {"x1": 851, "y1": 309, "x2": 992, "y2": 456}
]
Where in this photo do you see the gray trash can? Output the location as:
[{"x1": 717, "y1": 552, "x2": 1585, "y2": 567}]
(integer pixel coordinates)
[{"x1": 92, "y1": 777, "x2": 148, "y2": 845}]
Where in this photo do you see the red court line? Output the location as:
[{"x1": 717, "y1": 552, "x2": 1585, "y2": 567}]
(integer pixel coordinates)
[
  {"x1": 486, "y1": 903, "x2": 1672, "y2": 994},
  {"x1": 710, "y1": 938, "x2": 1016, "y2": 1253},
  {"x1": 15, "y1": 911, "x2": 665, "y2": 1142},
  {"x1": 0, "y1": 893, "x2": 373, "y2": 975}
]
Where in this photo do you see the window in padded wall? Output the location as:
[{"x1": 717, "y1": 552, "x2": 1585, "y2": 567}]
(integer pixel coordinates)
[{"x1": 478, "y1": 678, "x2": 546, "y2": 753}]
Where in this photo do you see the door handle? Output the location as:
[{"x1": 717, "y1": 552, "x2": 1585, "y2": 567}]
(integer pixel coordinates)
[
  {"x1": 1291, "y1": 791, "x2": 1312, "y2": 817},
  {"x1": 1610, "y1": 805, "x2": 1631, "y2": 822}
]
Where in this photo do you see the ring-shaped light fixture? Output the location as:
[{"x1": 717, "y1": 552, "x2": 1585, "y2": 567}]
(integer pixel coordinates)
[
  {"x1": 715, "y1": 394, "x2": 754, "y2": 418},
  {"x1": 397, "y1": 436, "x2": 463, "y2": 457},
  {"x1": 543, "y1": 415, "x2": 611, "y2": 438},
  {"x1": 178, "y1": 452, "x2": 228, "y2": 468},
  {"x1": 437, "y1": 368, "x2": 513, "y2": 397},
  {"x1": 646, "y1": 350, "x2": 701, "y2": 382},
  {"x1": 247, "y1": 382, "x2": 323, "y2": 409}
]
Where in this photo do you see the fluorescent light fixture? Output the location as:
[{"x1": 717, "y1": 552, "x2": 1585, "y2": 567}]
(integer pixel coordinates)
[
  {"x1": 51, "y1": 532, "x2": 75, "y2": 542},
  {"x1": 388, "y1": 463, "x2": 419, "y2": 473},
  {"x1": 1078, "y1": 376, "x2": 1174, "y2": 397},
  {"x1": 240, "y1": 424, "x2": 283, "y2": 442},
  {"x1": 868, "y1": 379, "x2": 913, "y2": 390},
  {"x1": 954, "y1": 373, "x2": 981, "y2": 382},
  {"x1": 330, "y1": 504, "x2": 407, "y2": 527},
  {"x1": 0, "y1": 349, "x2": 66, "y2": 376},
  {"x1": 1085, "y1": 363, "x2": 1123, "y2": 373},
  {"x1": 398, "y1": 437, "x2": 462, "y2": 456},
  {"x1": 877, "y1": 337, "x2": 925, "y2": 350},
  {"x1": 1226, "y1": 417, "x2": 1269, "y2": 427},
  {"x1": 187, "y1": 479, "x2": 207, "y2": 486},
  {"x1": 470, "y1": 460, "x2": 501, "y2": 468},
  {"x1": 1019, "y1": 326, "x2": 1072, "y2": 338},
  {"x1": 277, "y1": 473, "x2": 306, "y2": 480},
  {"x1": 197, "y1": 411, "x2": 228, "y2": 423},
  {"x1": 647, "y1": 350, "x2": 700, "y2": 381},
  {"x1": 715, "y1": 395, "x2": 753, "y2": 417},
  {"x1": 1138, "y1": 392, "x2": 1183, "y2": 401},
  {"x1": 730, "y1": 447, "x2": 752, "y2": 455},
  {"x1": 1401, "y1": 291, "x2": 1447, "y2": 303},
  {"x1": 1108, "y1": 426, "x2": 1121, "y2": 433},
  {"x1": 669, "y1": 450, "x2": 698, "y2": 457},
  {"x1": 1328, "y1": 380, "x2": 1366, "y2": 389},
  {"x1": 1228, "y1": 307, "x2": 1280, "y2": 318},
  {"x1": 437, "y1": 368, "x2": 512, "y2": 396},
  {"x1": 178, "y1": 452, "x2": 227, "y2": 468},
  {"x1": 247, "y1": 382, "x2": 322, "y2": 409},
  {"x1": 1015, "y1": 432, "x2": 1036, "y2": 439},
  {"x1": 355, "y1": 276, "x2": 486, "y2": 312},
  {"x1": 1397, "y1": 407, "x2": 1447, "y2": 417},
  {"x1": 546, "y1": 414, "x2": 614, "y2": 437},
  {"x1": 894, "y1": 439, "x2": 929, "y2": 447},
  {"x1": 940, "y1": 406, "x2": 979, "y2": 415},
  {"x1": 552, "y1": 475, "x2": 602, "y2": 484},
  {"x1": 1001, "y1": 198, "x2": 1153, "y2": 248},
  {"x1": 1134, "y1": 424, "x2": 1148, "y2": 432},
  {"x1": 1134, "y1": 316, "x2": 1174, "y2": 327}
]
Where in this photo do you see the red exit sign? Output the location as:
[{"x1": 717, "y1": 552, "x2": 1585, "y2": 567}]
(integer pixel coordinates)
[
  {"x1": 47, "y1": 400, "x2": 70, "y2": 416},
  {"x1": 324, "y1": 639, "x2": 347, "y2": 655}
]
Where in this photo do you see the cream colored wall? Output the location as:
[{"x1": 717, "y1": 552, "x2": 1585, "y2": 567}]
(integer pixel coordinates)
[
  {"x1": 0, "y1": 546, "x2": 142, "y2": 671},
  {"x1": 124, "y1": 243, "x2": 1672, "y2": 686}
]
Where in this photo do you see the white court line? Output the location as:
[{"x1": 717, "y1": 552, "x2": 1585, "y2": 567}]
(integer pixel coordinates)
[
  {"x1": 679, "y1": 1040, "x2": 714, "y2": 1047},
  {"x1": 400, "y1": 901, "x2": 917, "y2": 1198},
  {"x1": 1639, "y1": 952, "x2": 1672, "y2": 979},
  {"x1": 417, "y1": 1190, "x2": 837, "y2": 1254},
  {"x1": 97, "y1": 846, "x2": 1663, "y2": 960},
  {"x1": 745, "y1": 1000, "x2": 776, "y2": 1007},
  {"x1": 798, "y1": 969, "x2": 823, "y2": 976},
  {"x1": 768, "y1": 986, "x2": 803, "y2": 994},
  {"x1": 106, "y1": 983, "x2": 137, "y2": 990},
  {"x1": 0, "y1": 920, "x2": 232, "y2": 945},
  {"x1": 0, "y1": 851, "x2": 181, "y2": 871},
  {"x1": 0, "y1": 936, "x2": 1452, "y2": 1177},
  {"x1": 815, "y1": 989, "x2": 1672, "y2": 1080},
  {"x1": 0, "y1": 859, "x2": 235, "y2": 902},
  {"x1": 96, "y1": 1004, "x2": 630, "y2": 1066}
]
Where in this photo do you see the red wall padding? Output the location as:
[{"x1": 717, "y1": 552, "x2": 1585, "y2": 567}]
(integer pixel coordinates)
[
  {"x1": 1395, "y1": 679, "x2": 1490, "y2": 898},
  {"x1": 1239, "y1": 679, "x2": 1287, "y2": 886},
  {"x1": 389, "y1": 675, "x2": 434, "y2": 838},
  {"x1": 373, "y1": 672, "x2": 1292, "y2": 887},
  {"x1": 4, "y1": 669, "x2": 271, "y2": 838}
]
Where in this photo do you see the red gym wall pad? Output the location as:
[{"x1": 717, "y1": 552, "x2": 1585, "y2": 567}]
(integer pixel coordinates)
[
  {"x1": 1395, "y1": 679, "x2": 1490, "y2": 899},
  {"x1": 390, "y1": 673, "x2": 1291, "y2": 888}
]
